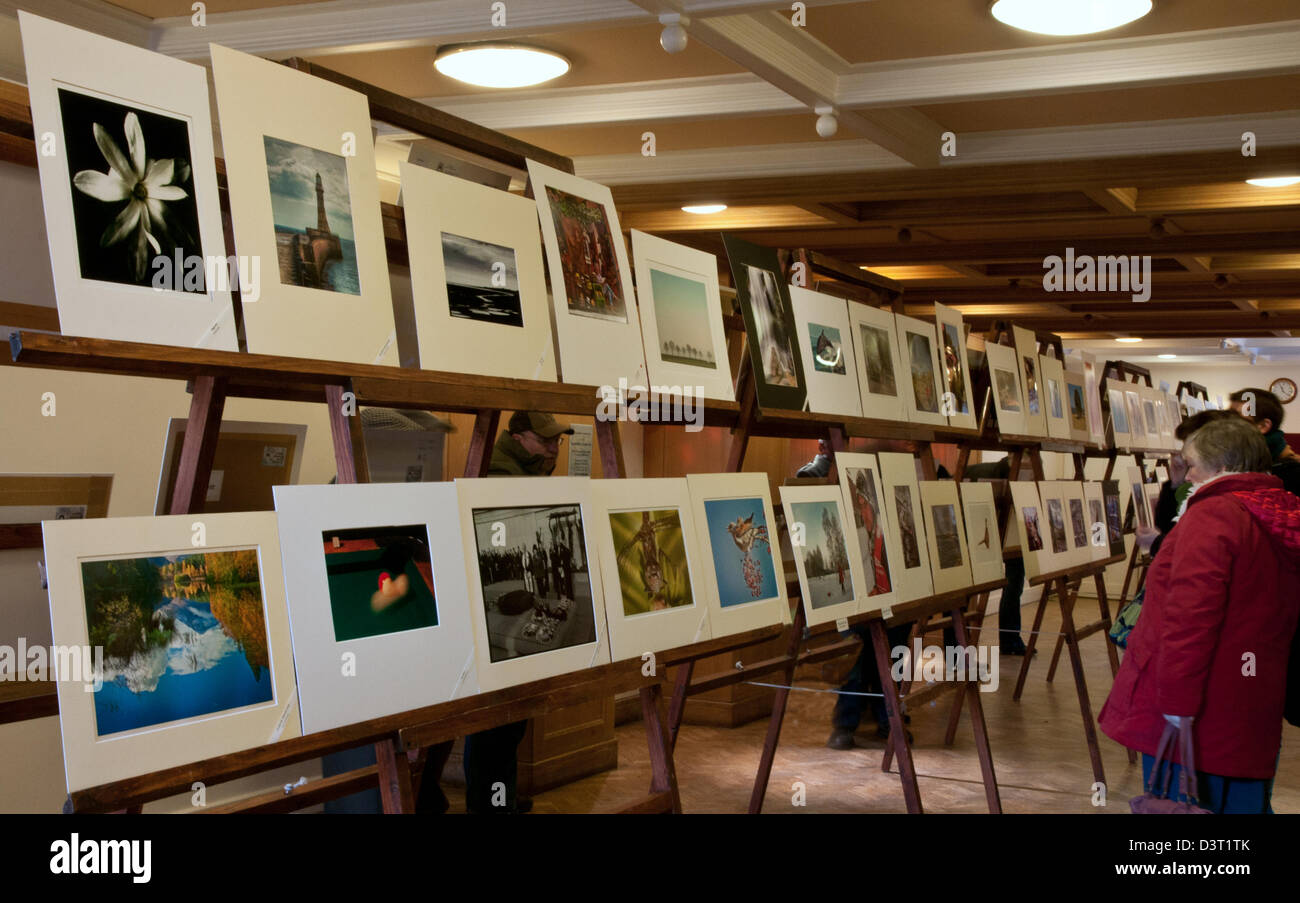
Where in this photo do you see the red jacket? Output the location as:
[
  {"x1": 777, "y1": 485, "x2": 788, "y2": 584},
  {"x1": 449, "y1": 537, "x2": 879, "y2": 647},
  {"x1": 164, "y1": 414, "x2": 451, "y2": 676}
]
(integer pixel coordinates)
[{"x1": 1098, "y1": 472, "x2": 1300, "y2": 779}]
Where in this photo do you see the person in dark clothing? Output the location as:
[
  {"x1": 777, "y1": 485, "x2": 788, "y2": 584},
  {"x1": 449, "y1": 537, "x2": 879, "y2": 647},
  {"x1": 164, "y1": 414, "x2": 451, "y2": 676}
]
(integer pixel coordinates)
[
  {"x1": 829, "y1": 622, "x2": 915, "y2": 748},
  {"x1": 1229, "y1": 388, "x2": 1300, "y2": 498},
  {"x1": 416, "y1": 410, "x2": 574, "y2": 815}
]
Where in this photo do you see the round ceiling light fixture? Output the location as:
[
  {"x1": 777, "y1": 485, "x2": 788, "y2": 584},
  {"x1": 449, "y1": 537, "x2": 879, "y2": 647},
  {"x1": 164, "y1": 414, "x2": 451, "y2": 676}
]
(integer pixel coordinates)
[
  {"x1": 1246, "y1": 175, "x2": 1300, "y2": 188},
  {"x1": 682, "y1": 204, "x2": 727, "y2": 215},
  {"x1": 1157, "y1": 353, "x2": 1177, "y2": 359},
  {"x1": 1115, "y1": 336, "x2": 1143, "y2": 343},
  {"x1": 434, "y1": 43, "x2": 570, "y2": 88},
  {"x1": 989, "y1": 0, "x2": 1153, "y2": 36}
]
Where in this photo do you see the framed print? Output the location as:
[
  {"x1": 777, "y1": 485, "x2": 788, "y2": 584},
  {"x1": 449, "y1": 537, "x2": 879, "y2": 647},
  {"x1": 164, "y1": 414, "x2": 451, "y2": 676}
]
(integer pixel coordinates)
[
  {"x1": 1009, "y1": 480, "x2": 1051, "y2": 579},
  {"x1": 20, "y1": 13, "x2": 237, "y2": 351},
  {"x1": 1126, "y1": 466, "x2": 1152, "y2": 532},
  {"x1": 960, "y1": 482, "x2": 1004, "y2": 586},
  {"x1": 1125, "y1": 389, "x2": 1148, "y2": 450},
  {"x1": 1139, "y1": 386, "x2": 1162, "y2": 450},
  {"x1": 1083, "y1": 482, "x2": 1111, "y2": 562},
  {"x1": 1163, "y1": 391, "x2": 1182, "y2": 445},
  {"x1": 273, "y1": 483, "x2": 475, "y2": 734},
  {"x1": 985, "y1": 341, "x2": 1027, "y2": 437},
  {"x1": 790, "y1": 286, "x2": 863, "y2": 418},
  {"x1": 630, "y1": 230, "x2": 734, "y2": 402},
  {"x1": 895, "y1": 314, "x2": 946, "y2": 427},
  {"x1": 1101, "y1": 479, "x2": 1126, "y2": 557},
  {"x1": 848, "y1": 303, "x2": 906, "y2": 422},
  {"x1": 877, "y1": 452, "x2": 934, "y2": 603},
  {"x1": 919, "y1": 480, "x2": 973, "y2": 594},
  {"x1": 456, "y1": 477, "x2": 608, "y2": 692},
  {"x1": 400, "y1": 163, "x2": 556, "y2": 382},
  {"x1": 1063, "y1": 360, "x2": 1092, "y2": 444},
  {"x1": 934, "y1": 303, "x2": 977, "y2": 430},
  {"x1": 528, "y1": 160, "x2": 646, "y2": 389},
  {"x1": 591, "y1": 478, "x2": 709, "y2": 660},
  {"x1": 1040, "y1": 354, "x2": 1072, "y2": 441},
  {"x1": 154, "y1": 418, "x2": 306, "y2": 515},
  {"x1": 835, "y1": 453, "x2": 897, "y2": 615},
  {"x1": 1012, "y1": 326, "x2": 1048, "y2": 437},
  {"x1": 43, "y1": 512, "x2": 299, "y2": 792},
  {"x1": 780, "y1": 485, "x2": 864, "y2": 628},
  {"x1": 1081, "y1": 351, "x2": 1107, "y2": 447},
  {"x1": 1060, "y1": 481, "x2": 1091, "y2": 569},
  {"x1": 1105, "y1": 379, "x2": 1132, "y2": 450},
  {"x1": 722, "y1": 234, "x2": 806, "y2": 412},
  {"x1": 1144, "y1": 482, "x2": 1162, "y2": 530},
  {"x1": 1037, "y1": 481, "x2": 1073, "y2": 571},
  {"x1": 210, "y1": 44, "x2": 397, "y2": 365},
  {"x1": 686, "y1": 473, "x2": 790, "y2": 638}
]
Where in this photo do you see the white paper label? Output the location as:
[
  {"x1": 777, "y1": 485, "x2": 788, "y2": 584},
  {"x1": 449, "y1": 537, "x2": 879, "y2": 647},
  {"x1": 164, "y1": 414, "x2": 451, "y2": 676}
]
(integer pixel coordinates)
[
  {"x1": 880, "y1": 604, "x2": 894, "y2": 620},
  {"x1": 568, "y1": 424, "x2": 593, "y2": 476},
  {"x1": 835, "y1": 617, "x2": 849, "y2": 632},
  {"x1": 205, "y1": 469, "x2": 224, "y2": 502}
]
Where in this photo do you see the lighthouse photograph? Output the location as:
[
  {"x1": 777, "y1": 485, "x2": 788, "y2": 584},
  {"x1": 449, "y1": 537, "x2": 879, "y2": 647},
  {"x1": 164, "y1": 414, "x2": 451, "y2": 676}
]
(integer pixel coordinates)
[{"x1": 263, "y1": 135, "x2": 360, "y2": 294}]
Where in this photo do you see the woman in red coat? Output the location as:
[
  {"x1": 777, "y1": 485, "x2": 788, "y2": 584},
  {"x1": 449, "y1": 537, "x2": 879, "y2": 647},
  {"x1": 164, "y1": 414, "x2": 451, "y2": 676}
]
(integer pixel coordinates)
[{"x1": 1099, "y1": 417, "x2": 1300, "y2": 813}]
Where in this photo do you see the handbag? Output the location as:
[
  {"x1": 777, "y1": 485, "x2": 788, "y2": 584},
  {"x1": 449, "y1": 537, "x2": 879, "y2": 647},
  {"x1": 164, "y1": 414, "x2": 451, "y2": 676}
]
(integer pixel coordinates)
[
  {"x1": 1130, "y1": 721, "x2": 1212, "y2": 814},
  {"x1": 1108, "y1": 585, "x2": 1143, "y2": 649}
]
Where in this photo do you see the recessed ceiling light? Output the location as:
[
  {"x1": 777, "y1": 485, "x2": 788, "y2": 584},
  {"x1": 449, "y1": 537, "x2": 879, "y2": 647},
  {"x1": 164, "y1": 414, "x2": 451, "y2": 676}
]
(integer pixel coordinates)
[
  {"x1": 1115, "y1": 337, "x2": 1143, "y2": 343},
  {"x1": 1246, "y1": 176, "x2": 1300, "y2": 188},
  {"x1": 434, "y1": 44, "x2": 570, "y2": 88},
  {"x1": 1157, "y1": 353, "x2": 1177, "y2": 359},
  {"x1": 989, "y1": 0, "x2": 1152, "y2": 36},
  {"x1": 682, "y1": 204, "x2": 727, "y2": 215}
]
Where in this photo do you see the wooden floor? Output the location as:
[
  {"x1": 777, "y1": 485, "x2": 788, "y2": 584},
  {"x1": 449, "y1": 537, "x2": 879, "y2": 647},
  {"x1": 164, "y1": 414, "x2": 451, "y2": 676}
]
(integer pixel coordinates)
[{"x1": 441, "y1": 600, "x2": 1300, "y2": 814}]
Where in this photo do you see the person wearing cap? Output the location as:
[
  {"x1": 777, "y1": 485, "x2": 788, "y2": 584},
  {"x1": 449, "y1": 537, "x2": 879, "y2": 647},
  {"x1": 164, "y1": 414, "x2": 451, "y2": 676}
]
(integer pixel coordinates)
[
  {"x1": 490, "y1": 411, "x2": 576, "y2": 476},
  {"x1": 455, "y1": 411, "x2": 574, "y2": 815}
]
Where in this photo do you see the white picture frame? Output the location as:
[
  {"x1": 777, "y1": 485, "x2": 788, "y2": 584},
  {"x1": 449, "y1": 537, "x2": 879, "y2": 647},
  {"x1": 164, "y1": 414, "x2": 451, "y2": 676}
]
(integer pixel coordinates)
[
  {"x1": 1063, "y1": 358, "x2": 1092, "y2": 445},
  {"x1": 455, "y1": 477, "x2": 609, "y2": 692},
  {"x1": 1080, "y1": 351, "x2": 1107, "y2": 447},
  {"x1": 43, "y1": 512, "x2": 299, "y2": 793},
  {"x1": 272, "y1": 483, "x2": 476, "y2": 734},
  {"x1": 210, "y1": 44, "x2": 398, "y2": 365},
  {"x1": 960, "y1": 481, "x2": 1004, "y2": 586},
  {"x1": 1013, "y1": 326, "x2": 1048, "y2": 437},
  {"x1": 919, "y1": 480, "x2": 973, "y2": 594},
  {"x1": 1040, "y1": 354, "x2": 1072, "y2": 441},
  {"x1": 527, "y1": 160, "x2": 646, "y2": 389},
  {"x1": 1105, "y1": 379, "x2": 1132, "y2": 450},
  {"x1": 847, "y1": 303, "x2": 907, "y2": 423},
  {"x1": 1125, "y1": 388, "x2": 1149, "y2": 450},
  {"x1": 399, "y1": 162, "x2": 556, "y2": 381},
  {"x1": 877, "y1": 452, "x2": 935, "y2": 603},
  {"x1": 630, "y1": 230, "x2": 734, "y2": 403},
  {"x1": 835, "y1": 452, "x2": 898, "y2": 616},
  {"x1": 1009, "y1": 480, "x2": 1051, "y2": 579},
  {"x1": 895, "y1": 314, "x2": 947, "y2": 427},
  {"x1": 1037, "y1": 480, "x2": 1073, "y2": 572},
  {"x1": 934, "y1": 303, "x2": 978, "y2": 430},
  {"x1": 780, "y1": 484, "x2": 864, "y2": 628},
  {"x1": 686, "y1": 473, "x2": 791, "y2": 638},
  {"x1": 1126, "y1": 465, "x2": 1152, "y2": 532},
  {"x1": 985, "y1": 341, "x2": 1027, "y2": 437},
  {"x1": 790, "y1": 286, "x2": 863, "y2": 418},
  {"x1": 590, "y1": 478, "x2": 710, "y2": 660},
  {"x1": 1083, "y1": 481, "x2": 1111, "y2": 562},
  {"x1": 20, "y1": 13, "x2": 237, "y2": 351}
]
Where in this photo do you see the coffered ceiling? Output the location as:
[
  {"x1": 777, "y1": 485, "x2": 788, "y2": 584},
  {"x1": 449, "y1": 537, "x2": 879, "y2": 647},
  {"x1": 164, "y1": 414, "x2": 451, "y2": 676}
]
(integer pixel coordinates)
[{"x1": 2, "y1": 0, "x2": 1299, "y2": 348}]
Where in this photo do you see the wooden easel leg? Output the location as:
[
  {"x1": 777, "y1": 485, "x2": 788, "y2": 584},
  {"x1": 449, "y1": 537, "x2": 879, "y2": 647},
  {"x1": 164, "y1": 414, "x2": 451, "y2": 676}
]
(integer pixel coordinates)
[
  {"x1": 1012, "y1": 583, "x2": 1051, "y2": 701},
  {"x1": 869, "y1": 619, "x2": 922, "y2": 813},
  {"x1": 951, "y1": 607, "x2": 1002, "y2": 813},
  {"x1": 594, "y1": 418, "x2": 626, "y2": 478},
  {"x1": 374, "y1": 738, "x2": 415, "y2": 814},
  {"x1": 324, "y1": 381, "x2": 369, "y2": 484},
  {"x1": 1094, "y1": 572, "x2": 1136, "y2": 765},
  {"x1": 943, "y1": 592, "x2": 988, "y2": 745},
  {"x1": 883, "y1": 616, "x2": 923, "y2": 772},
  {"x1": 641, "y1": 683, "x2": 682, "y2": 813},
  {"x1": 747, "y1": 606, "x2": 804, "y2": 814},
  {"x1": 1056, "y1": 578, "x2": 1106, "y2": 786},
  {"x1": 168, "y1": 375, "x2": 226, "y2": 515},
  {"x1": 667, "y1": 661, "x2": 693, "y2": 754},
  {"x1": 463, "y1": 409, "x2": 500, "y2": 478},
  {"x1": 1046, "y1": 577, "x2": 1080, "y2": 682}
]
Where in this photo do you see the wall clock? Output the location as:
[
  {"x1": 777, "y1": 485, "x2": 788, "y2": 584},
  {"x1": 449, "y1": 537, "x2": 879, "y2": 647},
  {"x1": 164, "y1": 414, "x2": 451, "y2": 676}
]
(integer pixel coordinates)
[{"x1": 1270, "y1": 377, "x2": 1297, "y2": 405}]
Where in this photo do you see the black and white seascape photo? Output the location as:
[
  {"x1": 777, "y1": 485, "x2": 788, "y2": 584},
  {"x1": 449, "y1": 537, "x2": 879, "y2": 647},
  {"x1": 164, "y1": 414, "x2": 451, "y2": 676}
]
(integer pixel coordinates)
[
  {"x1": 59, "y1": 88, "x2": 203, "y2": 290},
  {"x1": 442, "y1": 232, "x2": 524, "y2": 327}
]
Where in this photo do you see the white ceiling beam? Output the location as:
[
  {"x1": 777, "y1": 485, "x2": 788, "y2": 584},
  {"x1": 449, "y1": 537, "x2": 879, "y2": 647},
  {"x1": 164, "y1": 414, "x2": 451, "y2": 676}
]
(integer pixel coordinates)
[
  {"x1": 148, "y1": 0, "x2": 846, "y2": 60},
  {"x1": 838, "y1": 21, "x2": 1300, "y2": 108},
  {"x1": 572, "y1": 111, "x2": 1300, "y2": 184}
]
